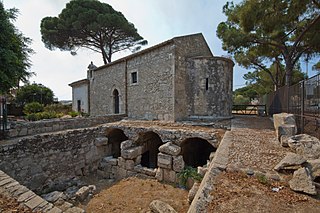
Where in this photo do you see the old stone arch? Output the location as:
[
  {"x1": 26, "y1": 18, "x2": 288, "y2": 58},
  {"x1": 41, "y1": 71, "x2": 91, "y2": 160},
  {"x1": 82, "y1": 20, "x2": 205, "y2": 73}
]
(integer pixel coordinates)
[
  {"x1": 181, "y1": 137, "x2": 216, "y2": 167},
  {"x1": 106, "y1": 128, "x2": 128, "y2": 158},
  {"x1": 136, "y1": 131, "x2": 163, "y2": 169},
  {"x1": 113, "y1": 89, "x2": 119, "y2": 114}
]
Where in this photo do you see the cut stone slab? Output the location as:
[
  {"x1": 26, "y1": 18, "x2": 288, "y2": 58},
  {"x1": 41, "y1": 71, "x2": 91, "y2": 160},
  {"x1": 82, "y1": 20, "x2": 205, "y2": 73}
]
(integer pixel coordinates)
[
  {"x1": 274, "y1": 152, "x2": 306, "y2": 171},
  {"x1": 159, "y1": 142, "x2": 181, "y2": 156},
  {"x1": 188, "y1": 182, "x2": 200, "y2": 204},
  {"x1": 121, "y1": 146, "x2": 143, "y2": 159},
  {"x1": 273, "y1": 113, "x2": 297, "y2": 140},
  {"x1": 75, "y1": 186, "x2": 90, "y2": 201},
  {"x1": 158, "y1": 153, "x2": 172, "y2": 169},
  {"x1": 172, "y1": 155, "x2": 185, "y2": 172},
  {"x1": 42, "y1": 191, "x2": 65, "y2": 203},
  {"x1": 278, "y1": 124, "x2": 296, "y2": 139},
  {"x1": 289, "y1": 167, "x2": 317, "y2": 195},
  {"x1": 149, "y1": 200, "x2": 177, "y2": 213},
  {"x1": 288, "y1": 134, "x2": 320, "y2": 159},
  {"x1": 120, "y1": 140, "x2": 133, "y2": 150}
]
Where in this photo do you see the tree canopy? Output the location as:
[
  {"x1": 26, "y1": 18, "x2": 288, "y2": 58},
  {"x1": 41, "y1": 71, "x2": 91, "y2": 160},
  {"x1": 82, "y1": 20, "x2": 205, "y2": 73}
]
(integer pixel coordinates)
[
  {"x1": 217, "y1": 0, "x2": 320, "y2": 86},
  {"x1": 40, "y1": 0, "x2": 147, "y2": 64},
  {"x1": 0, "y1": 2, "x2": 33, "y2": 94},
  {"x1": 243, "y1": 63, "x2": 305, "y2": 96},
  {"x1": 15, "y1": 83, "x2": 54, "y2": 106}
]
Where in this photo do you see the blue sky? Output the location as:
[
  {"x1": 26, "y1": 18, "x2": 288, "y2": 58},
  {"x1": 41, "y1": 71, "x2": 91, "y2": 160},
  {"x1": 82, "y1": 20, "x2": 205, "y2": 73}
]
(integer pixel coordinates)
[{"x1": 4, "y1": 0, "x2": 317, "y2": 100}]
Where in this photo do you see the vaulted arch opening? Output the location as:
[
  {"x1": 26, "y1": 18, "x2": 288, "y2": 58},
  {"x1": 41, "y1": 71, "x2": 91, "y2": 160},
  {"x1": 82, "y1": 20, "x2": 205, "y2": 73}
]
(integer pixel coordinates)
[
  {"x1": 106, "y1": 128, "x2": 128, "y2": 158},
  {"x1": 181, "y1": 138, "x2": 216, "y2": 168},
  {"x1": 136, "y1": 131, "x2": 163, "y2": 169}
]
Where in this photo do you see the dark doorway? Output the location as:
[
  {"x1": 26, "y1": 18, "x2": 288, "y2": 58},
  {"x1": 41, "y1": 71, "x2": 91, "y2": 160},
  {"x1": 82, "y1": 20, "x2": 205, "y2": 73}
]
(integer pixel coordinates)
[
  {"x1": 181, "y1": 138, "x2": 216, "y2": 167},
  {"x1": 113, "y1": 89, "x2": 119, "y2": 114},
  {"x1": 137, "y1": 131, "x2": 163, "y2": 168},
  {"x1": 77, "y1": 100, "x2": 81, "y2": 112},
  {"x1": 106, "y1": 128, "x2": 128, "y2": 158}
]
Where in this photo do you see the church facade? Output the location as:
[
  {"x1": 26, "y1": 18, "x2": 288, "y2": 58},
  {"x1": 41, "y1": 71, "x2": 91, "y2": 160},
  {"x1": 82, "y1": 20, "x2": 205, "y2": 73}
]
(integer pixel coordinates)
[{"x1": 69, "y1": 33, "x2": 234, "y2": 121}]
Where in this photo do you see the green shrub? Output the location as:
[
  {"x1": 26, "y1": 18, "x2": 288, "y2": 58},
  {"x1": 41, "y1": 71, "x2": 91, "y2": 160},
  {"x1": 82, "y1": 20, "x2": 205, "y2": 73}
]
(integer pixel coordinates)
[
  {"x1": 256, "y1": 173, "x2": 269, "y2": 185},
  {"x1": 26, "y1": 113, "x2": 39, "y2": 121},
  {"x1": 178, "y1": 166, "x2": 203, "y2": 188},
  {"x1": 23, "y1": 102, "x2": 44, "y2": 114},
  {"x1": 68, "y1": 111, "x2": 80, "y2": 117},
  {"x1": 44, "y1": 103, "x2": 71, "y2": 114}
]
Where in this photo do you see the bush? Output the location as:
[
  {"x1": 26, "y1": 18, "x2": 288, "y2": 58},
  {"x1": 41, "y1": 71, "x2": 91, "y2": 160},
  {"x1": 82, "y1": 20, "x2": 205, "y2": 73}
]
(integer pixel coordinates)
[
  {"x1": 44, "y1": 103, "x2": 71, "y2": 114},
  {"x1": 23, "y1": 102, "x2": 44, "y2": 114},
  {"x1": 68, "y1": 111, "x2": 80, "y2": 117},
  {"x1": 177, "y1": 166, "x2": 203, "y2": 188}
]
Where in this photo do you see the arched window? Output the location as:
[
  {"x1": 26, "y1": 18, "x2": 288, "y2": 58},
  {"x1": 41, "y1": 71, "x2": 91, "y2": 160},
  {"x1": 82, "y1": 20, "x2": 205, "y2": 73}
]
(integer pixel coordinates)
[{"x1": 113, "y1": 89, "x2": 119, "y2": 114}]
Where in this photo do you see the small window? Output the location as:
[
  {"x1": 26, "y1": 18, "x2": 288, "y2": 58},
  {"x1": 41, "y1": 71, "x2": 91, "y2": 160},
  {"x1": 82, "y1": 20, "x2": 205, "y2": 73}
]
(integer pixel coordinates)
[
  {"x1": 131, "y1": 72, "x2": 138, "y2": 84},
  {"x1": 205, "y1": 78, "x2": 209, "y2": 90}
]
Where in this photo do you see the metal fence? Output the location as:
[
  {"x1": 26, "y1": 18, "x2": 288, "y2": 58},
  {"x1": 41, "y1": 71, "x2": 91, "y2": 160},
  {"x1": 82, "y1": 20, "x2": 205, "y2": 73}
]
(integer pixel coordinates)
[
  {"x1": 263, "y1": 74, "x2": 320, "y2": 139},
  {"x1": 0, "y1": 96, "x2": 8, "y2": 139}
]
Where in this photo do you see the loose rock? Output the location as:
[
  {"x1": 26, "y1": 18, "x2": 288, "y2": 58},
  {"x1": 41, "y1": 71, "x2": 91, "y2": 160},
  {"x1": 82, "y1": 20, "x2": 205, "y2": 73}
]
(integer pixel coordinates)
[
  {"x1": 289, "y1": 168, "x2": 317, "y2": 195},
  {"x1": 274, "y1": 152, "x2": 306, "y2": 171},
  {"x1": 149, "y1": 200, "x2": 177, "y2": 213}
]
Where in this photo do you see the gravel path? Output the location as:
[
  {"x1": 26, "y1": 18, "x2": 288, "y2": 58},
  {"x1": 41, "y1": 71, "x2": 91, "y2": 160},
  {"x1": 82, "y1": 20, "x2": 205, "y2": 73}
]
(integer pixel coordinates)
[{"x1": 227, "y1": 115, "x2": 288, "y2": 173}]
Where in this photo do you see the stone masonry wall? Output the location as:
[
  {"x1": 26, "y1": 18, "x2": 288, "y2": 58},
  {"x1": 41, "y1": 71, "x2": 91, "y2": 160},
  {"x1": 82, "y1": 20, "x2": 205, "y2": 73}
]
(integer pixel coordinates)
[
  {"x1": 7, "y1": 114, "x2": 125, "y2": 138},
  {"x1": 126, "y1": 44, "x2": 176, "y2": 121},
  {"x1": 98, "y1": 123, "x2": 218, "y2": 183},
  {"x1": 0, "y1": 126, "x2": 110, "y2": 193},
  {"x1": 90, "y1": 62, "x2": 127, "y2": 116},
  {"x1": 185, "y1": 56, "x2": 234, "y2": 118},
  {"x1": 173, "y1": 34, "x2": 214, "y2": 121}
]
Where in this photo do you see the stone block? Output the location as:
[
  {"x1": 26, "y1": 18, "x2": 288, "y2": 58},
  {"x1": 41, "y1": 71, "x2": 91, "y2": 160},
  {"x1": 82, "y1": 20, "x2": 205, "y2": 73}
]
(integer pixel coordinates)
[
  {"x1": 278, "y1": 124, "x2": 296, "y2": 139},
  {"x1": 163, "y1": 169, "x2": 176, "y2": 183},
  {"x1": 289, "y1": 167, "x2": 316, "y2": 195},
  {"x1": 288, "y1": 134, "x2": 320, "y2": 159},
  {"x1": 125, "y1": 160, "x2": 135, "y2": 170},
  {"x1": 149, "y1": 200, "x2": 177, "y2": 213},
  {"x1": 274, "y1": 152, "x2": 306, "y2": 171},
  {"x1": 18, "y1": 191, "x2": 36, "y2": 202},
  {"x1": 172, "y1": 155, "x2": 184, "y2": 172},
  {"x1": 101, "y1": 156, "x2": 118, "y2": 166},
  {"x1": 157, "y1": 153, "x2": 172, "y2": 169},
  {"x1": 75, "y1": 186, "x2": 90, "y2": 201},
  {"x1": 273, "y1": 113, "x2": 297, "y2": 140},
  {"x1": 159, "y1": 142, "x2": 181, "y2": 156},
  {"x1": 117, "y1": 168, "x2": 127, "y2": 180},
  {"x1": 121, "y1": 146, "x2": 143, "y2": 159},
  {"x1": 155, "y1": 168, "x2": 163, "y2": 181},
  {"x1": 135, "y1": 155, "x2": 142, "y2": 165},
  {"x1": 118, "y1": 157, "x2": 126, "y2": 169},
  {"x1": 120, "y1": 140, "x2": 133, "y2": 150},
  {"x1": 97, "y1": 169, "x2": 110, "y2": 179},
  {"x1": 25, "y1": 196, "x2": 46, "y2": 210}
]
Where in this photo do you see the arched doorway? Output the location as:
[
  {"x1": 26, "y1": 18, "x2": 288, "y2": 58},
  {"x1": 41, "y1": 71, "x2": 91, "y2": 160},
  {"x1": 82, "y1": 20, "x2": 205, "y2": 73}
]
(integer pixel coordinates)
[
  {"x1": 106, "y1": 128, "x2": 128, "y2": 158},
  {"x1": 136, "y1": 131, "x2": 163, "y2": 168},
  {"x1": 113, "y1": 89, "x2": 119, "y2": 114},
  {"x1": 181, "y1": 138, "x2": 216, "y2": 167}
]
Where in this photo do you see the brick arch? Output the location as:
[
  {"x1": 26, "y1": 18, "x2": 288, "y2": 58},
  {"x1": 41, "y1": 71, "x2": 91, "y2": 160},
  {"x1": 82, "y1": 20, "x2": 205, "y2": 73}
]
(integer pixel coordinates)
[
  {"x1": 105, "y1": 128, "x2": 128, "y2": 158},
  {"x1": 180, "y1": 137, "x2": 216, "y2": 167},
  {"x1": 135, "y1": 131, "x2": 163, "y2": 169}
]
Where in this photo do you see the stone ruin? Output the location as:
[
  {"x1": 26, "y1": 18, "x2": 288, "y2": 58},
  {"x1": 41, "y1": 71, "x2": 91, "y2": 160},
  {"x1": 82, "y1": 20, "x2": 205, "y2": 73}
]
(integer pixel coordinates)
[{"x1": 0, "y1": 117, "x2": 222, "y2": 212}]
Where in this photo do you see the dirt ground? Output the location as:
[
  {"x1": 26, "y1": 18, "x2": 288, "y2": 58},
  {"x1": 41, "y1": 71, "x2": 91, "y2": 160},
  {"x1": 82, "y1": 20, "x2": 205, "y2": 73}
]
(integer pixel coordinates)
[
  {"x1": 0, "y1": 193, "x2": 34, "y2": 213},
  {"x1": 85, "y1": 177, "x2": 189, "y2": 213},
  {"x1": 209, "y1": 172, "x2": 320, "y2": 213}
]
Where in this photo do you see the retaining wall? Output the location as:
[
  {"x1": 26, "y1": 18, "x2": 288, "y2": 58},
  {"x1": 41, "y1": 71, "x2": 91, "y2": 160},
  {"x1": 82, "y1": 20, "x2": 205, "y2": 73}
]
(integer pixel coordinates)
[{"x1": 7, "y1": 114, "x2": 126, "y2": 138}]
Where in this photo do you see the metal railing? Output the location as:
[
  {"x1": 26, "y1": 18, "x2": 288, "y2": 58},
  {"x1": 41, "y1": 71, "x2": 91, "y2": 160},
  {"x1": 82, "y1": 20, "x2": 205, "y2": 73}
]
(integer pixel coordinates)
[
  {"x1": 232, "y1": 104, "x2": 266, "y2": 116},
  {"x1": 263, "y1": 74, "x2": 320, "y2": 139}
]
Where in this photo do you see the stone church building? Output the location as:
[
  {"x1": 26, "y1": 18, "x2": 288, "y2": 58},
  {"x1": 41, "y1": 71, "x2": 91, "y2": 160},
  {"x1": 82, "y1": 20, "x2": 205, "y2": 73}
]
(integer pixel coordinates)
[{"x1": 69, "y1": 33, "x2": 234, "y2": 121}]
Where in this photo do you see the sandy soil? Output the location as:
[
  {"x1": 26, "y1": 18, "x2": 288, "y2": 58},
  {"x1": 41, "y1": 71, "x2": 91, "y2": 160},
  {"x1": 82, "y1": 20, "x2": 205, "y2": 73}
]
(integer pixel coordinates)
[
  {"x1": 85, "y1": 177, "x2": 189, "y2": 213},
  {"x1": 208, "y1": 172, "x2": 320, "y2": 213},
  {"x1": 0, "y1": 193, "x2": 34, "y2": 213}
]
